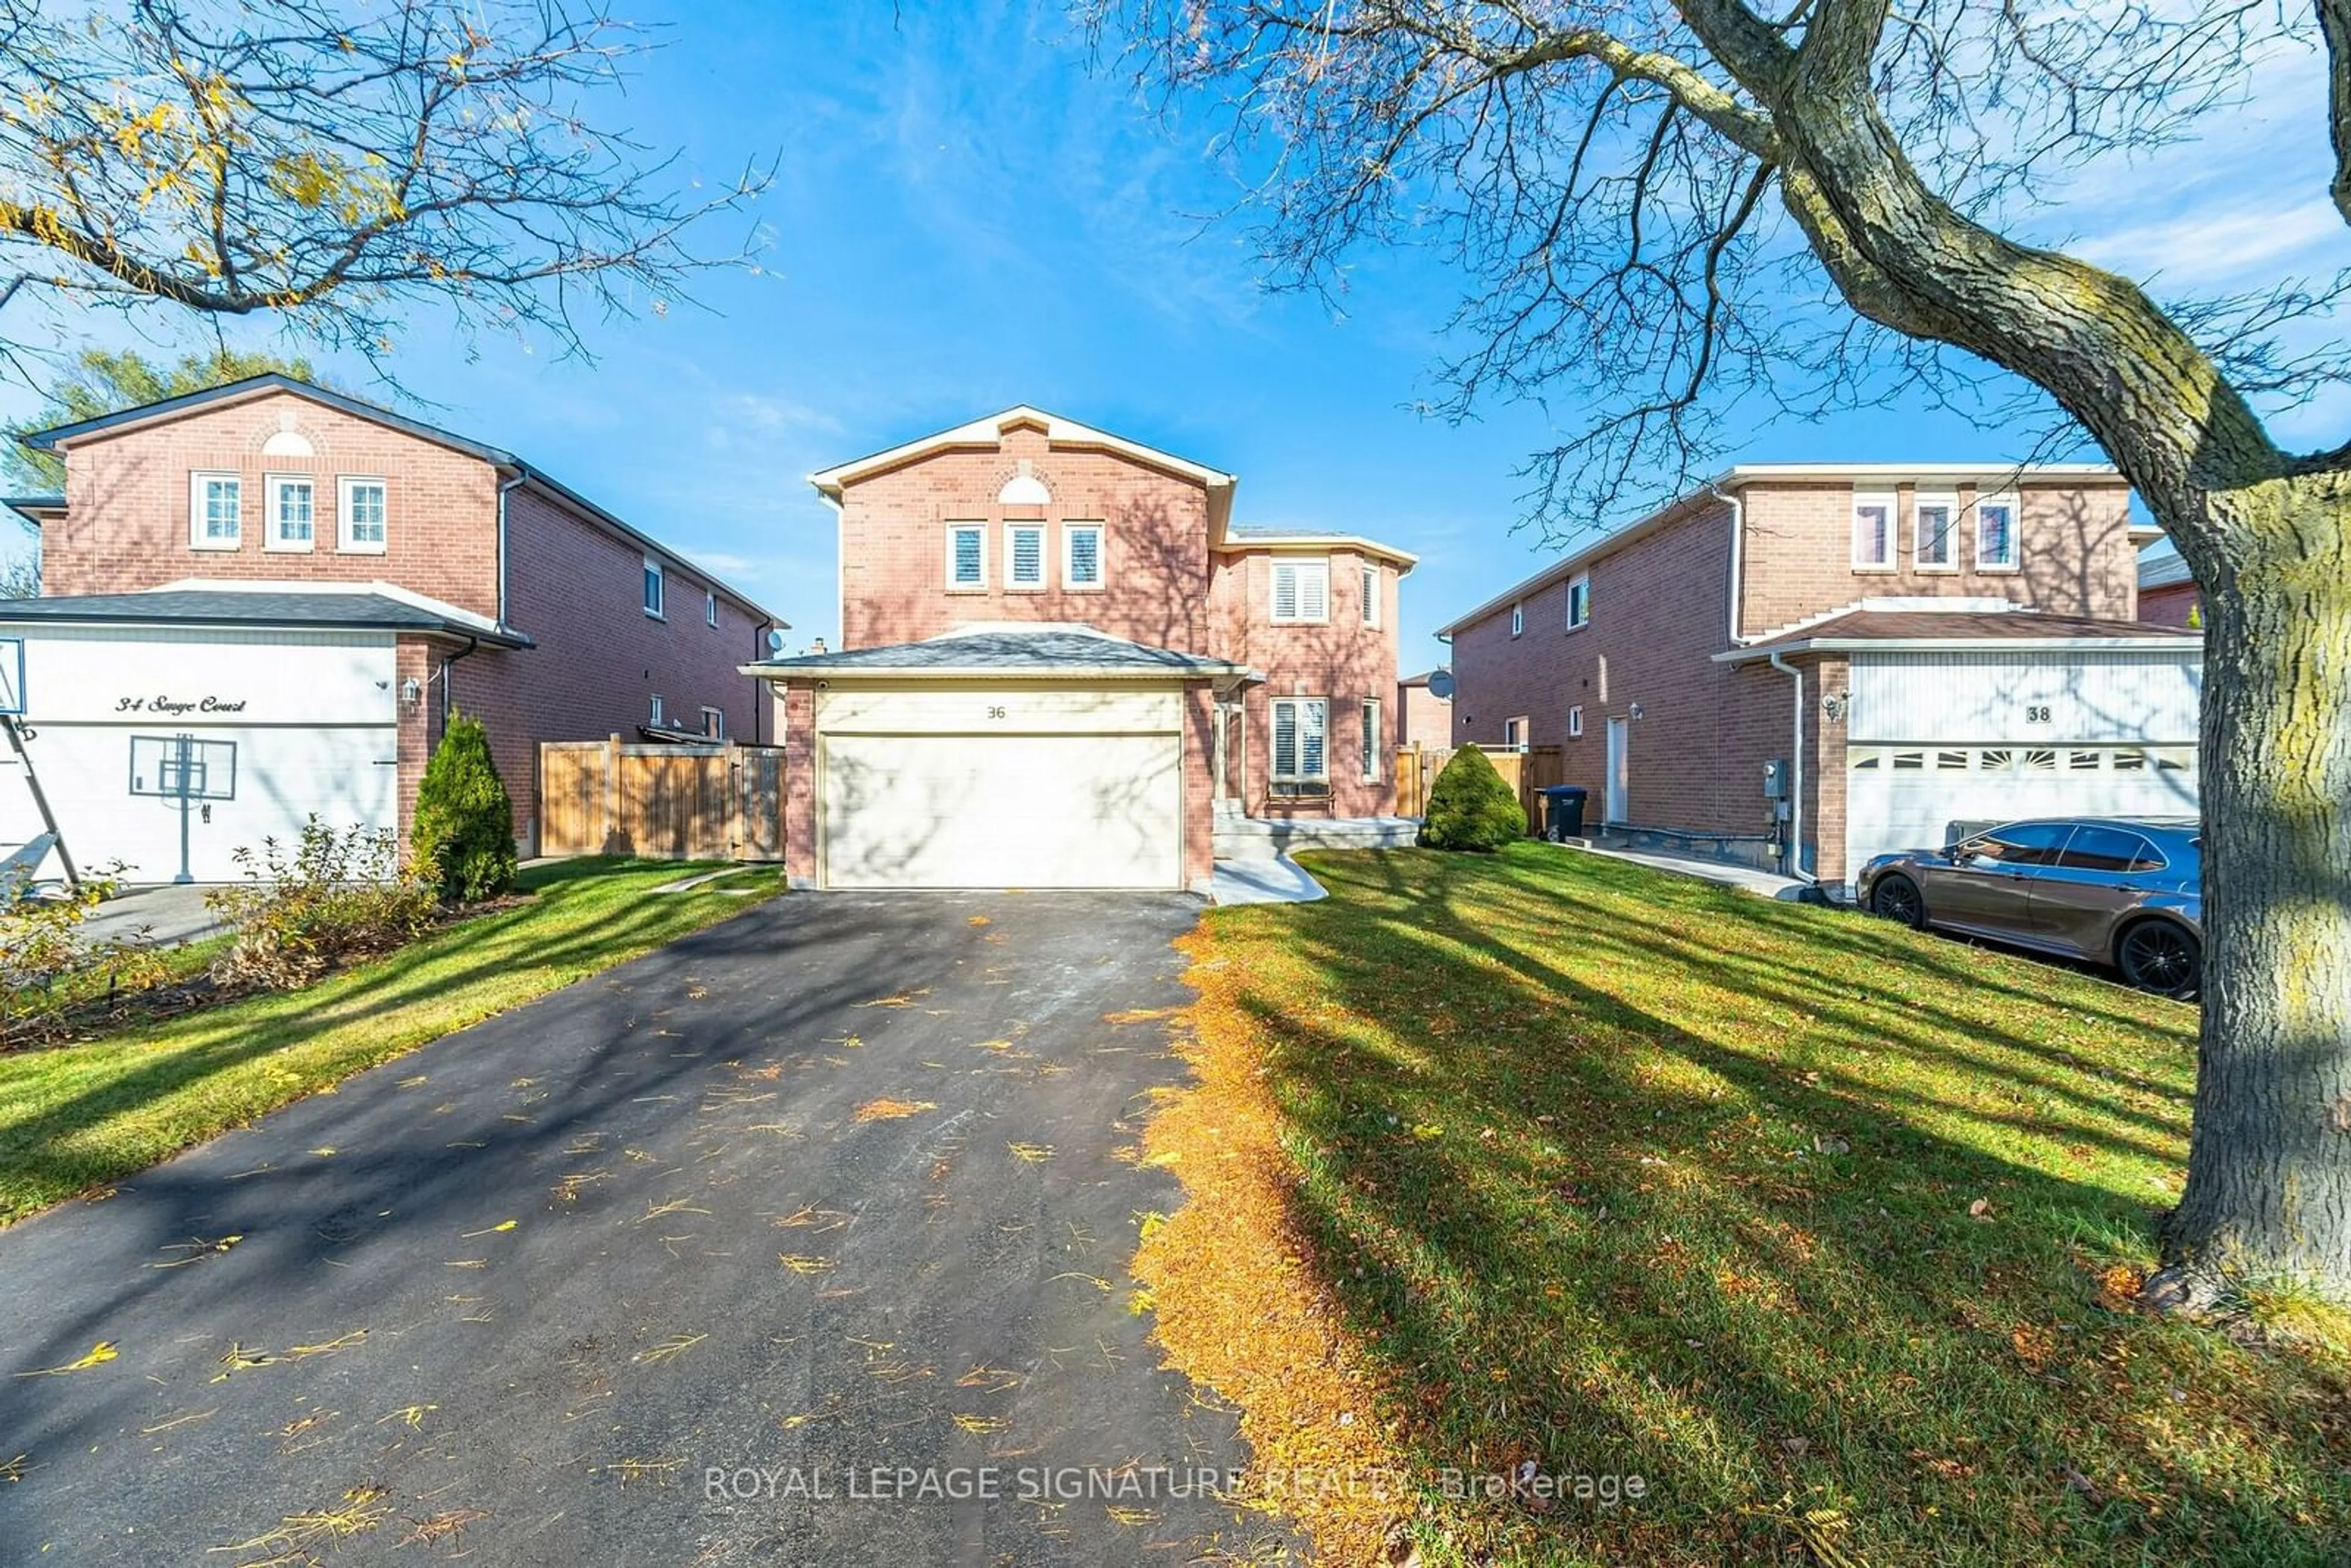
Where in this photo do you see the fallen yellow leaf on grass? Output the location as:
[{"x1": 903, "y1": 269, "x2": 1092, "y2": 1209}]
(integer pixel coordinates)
[
  {"x1": 853, "y1": 1098, "x2": 937, "y2": 1122},
  {"x1": 15, "y1": 1341, "x2": 117, "y2": 1377}
]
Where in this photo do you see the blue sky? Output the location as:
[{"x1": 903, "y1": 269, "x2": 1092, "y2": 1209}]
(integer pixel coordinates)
[{"x1": 5, "y1": 2, "x2": 2341, "y2": 662}]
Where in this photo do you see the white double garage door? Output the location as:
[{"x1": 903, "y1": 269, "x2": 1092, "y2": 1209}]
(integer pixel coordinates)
[
  {"x1": 0, "y1": 626, "x2": 399, "y2": 883},
  {"x1": 1840, "y1": 647, "x2": 2203, "y2": 874},
  {"x1": 815, "y1": 685, "x2": 1187, "y2": 890}
]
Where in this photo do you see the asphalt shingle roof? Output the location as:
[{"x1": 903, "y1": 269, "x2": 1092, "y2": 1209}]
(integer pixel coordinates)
[
  {"x1": 748, "y1": 628, "x2": 1241, "y2": 676},
  {"x1": 1734, "y1": 607, "x2": 2196, "y2": 658},
  {"x1": 0, "y1": 589, "x2": 532, "y2": 647}
]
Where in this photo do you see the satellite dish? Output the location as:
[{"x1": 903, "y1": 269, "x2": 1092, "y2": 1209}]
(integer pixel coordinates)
[
  {"x1": 766, "y1": 628, "x2": 788, "y2": 658},
  {"x1": 1427, "y1": 668, "x2": 1456, "y2": 700}
]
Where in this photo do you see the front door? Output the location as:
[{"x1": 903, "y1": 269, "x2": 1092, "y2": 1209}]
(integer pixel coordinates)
[{"x1": 1603, "y1": 716, "x2": 1630, "y2": 825}]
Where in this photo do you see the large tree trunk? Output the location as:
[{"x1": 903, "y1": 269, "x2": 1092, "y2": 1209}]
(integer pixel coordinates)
[{"x1": 2152, "y1": 470, "x2": 2351, "y2": 1305}]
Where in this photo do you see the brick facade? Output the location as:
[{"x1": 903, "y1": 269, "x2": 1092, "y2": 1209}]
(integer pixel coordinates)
[
  {"x1": 2139, "y1": 580, "x2": 2202, "y2": 628},
  {"x1": 1447, "y1": 475, "x2": 2141, "y2": 880},
  {"x1": 826, "y1": 424, "x2": 1404, "y2": 819},
  {"x1": 34, "y1": 383, "x2": 781, "y2": 855},
  {"x1": 1397, "y1": 675, "x2": 1452, "y2": 748}
]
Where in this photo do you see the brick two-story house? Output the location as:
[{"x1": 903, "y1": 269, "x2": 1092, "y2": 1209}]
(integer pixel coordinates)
[
  {"x1": 1438, "y1": 465, "x2": 2203, "y2": 891},
  {"x1": 745, "y1": 407, "x2": 1414, "y2": 892},
  {"x1": 0, "y1": 375, "x2": 786, "y2": 882}
]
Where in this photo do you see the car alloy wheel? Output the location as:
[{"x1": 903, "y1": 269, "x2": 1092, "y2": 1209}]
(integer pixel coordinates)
[
  {"x1": 2118, "y1": 921, "x2": 2200, "y2": 997},
  {"x1": 1870, "y1": 873, "x2": 1925, "y2": 929}
]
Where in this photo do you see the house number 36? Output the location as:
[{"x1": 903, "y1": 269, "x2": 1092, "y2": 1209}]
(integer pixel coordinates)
[
  {"x1": 987, "y1": 705, "x2": 1007, "y2": 719},
  {"x1": 2025, "y1": 704, "x2": 2052, "y2": 723}
]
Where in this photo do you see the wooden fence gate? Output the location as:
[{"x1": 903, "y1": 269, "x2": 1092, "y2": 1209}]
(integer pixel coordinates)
[
  {"x1": 539, "y1": 737, "x2": 787, "y2": 862},
  {"x1": 1395, "y1": 744, "x2": 1565, "y2": 833}
]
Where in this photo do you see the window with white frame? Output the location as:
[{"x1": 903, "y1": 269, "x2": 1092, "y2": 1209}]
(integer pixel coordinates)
[
  {"x1": 700, "y1": 705, "x2": 726, "y2": 739},
  {"x1": 1914, "y1": 493, "x2": 1958, "y2": 570},
  {"x1": 1063, "y1": 522, "x2": 1104, "y2": 588},
  {"x1": 1360, "y1": 698, "x2": 1380, "y2": 781},
  {"x1": 1568, "y1": 703, "x2": 1584, "y2": 738},
  {"x1": 642, "y1": 558, "x2": 665, "y2": 618},
  {"x1": 1361, "y1": 563, "x2": 1379, "y2": 626},
  {"x1": 946, "y1": 522, "x2": 986, "y2": 588},
  {"x1": 1510, "y1": 601, "x2": 1524, "y2": 637},
  {"x1": 1270, "y1": 558, "x2": 1330, "y2": 623},
  {"x1": 1005, "y1": 522, "x2": 1047, "y2": 589},
  {"x1": 1851, "y1": 492, "x2": 1895, "y2": 569},
  {"x1": 1503, "y1": 716, "x2": 1528, "y2": 752},
  {"x1": 1567, "y1": 571, "x2": 1591, "y2": 629},
  {"x1": 650, "y1": 693, "x2": 666, "y2": 727},
  {"x1": 337, "y1": 477, "x2": 386, "y2": 553},
  {"x1": 190, "y1": 472, "x2": 241, "y2": 549},
  {"x1": 266, "y1": 475, "x2": 315, "y2": 551},
  {"x1": 1271, "y1": 697, "x2": 1327, "y2": 786},
  {"x1": 1976, "y1": 494, "x2": 2020, "y2": 570},
  {"x1": 705, "y1": 590, "x2": 719, "y2": 629}
]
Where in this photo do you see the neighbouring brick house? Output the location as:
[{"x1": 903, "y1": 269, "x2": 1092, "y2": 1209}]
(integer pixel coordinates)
[
  {"x1": 0, "y1": 375, "x2": 786, "y2": 881},
  {"x1": 1397, "y1": 669, "x2": 1452, "y2": 748},
  {"x1": 1438, "y1": 465, "x2": 2203, "y2": 891},
  {"x1": 2138, "y1": 550, "x2": 2202, "y2": 628},
  {"x1": 745, "y1": 407, "x2": 1414, "y2": 892}
]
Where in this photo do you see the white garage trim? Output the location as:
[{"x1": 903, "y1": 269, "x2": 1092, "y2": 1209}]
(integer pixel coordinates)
[
  {"x1": 814, "y1": 683, "x2": 1187, "y2": 891},
  {"x1": 1840, "y1": 647, "x2": 2202, "y2": 878}
]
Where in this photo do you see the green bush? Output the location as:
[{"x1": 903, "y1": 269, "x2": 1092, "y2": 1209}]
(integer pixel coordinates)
[
  {"x1": 208, "y1": 819, "x2": 439, "y2": 989},
  {"x1": 411, "y1": 711, "x2": 517, "y2": 902},
  {"x1": 1419, "y1": 747, "x2": 1528, "y2": 851}
]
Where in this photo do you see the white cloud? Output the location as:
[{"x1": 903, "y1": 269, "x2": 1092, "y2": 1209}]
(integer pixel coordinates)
[{"x1": 2070, "y1": 198, "x2": 2347, "y2": 288}]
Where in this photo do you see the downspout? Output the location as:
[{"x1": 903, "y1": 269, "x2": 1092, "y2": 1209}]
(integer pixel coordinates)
[
  {"x1": 1709, "y1": 481, "x2": 1744, "y2": 648},
  {"x1": 1767, "y1": 650, "x2": 1814, "y2": 885},
  {"x1": 496, "y1": 473, "x2": 526, "y2": 629},
  {"x1": 438, "y1": 636, "x2": 481, "y2": 741}
]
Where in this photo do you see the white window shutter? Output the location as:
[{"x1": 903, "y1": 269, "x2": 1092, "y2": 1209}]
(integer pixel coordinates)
[
  {"x1": 1302, "y1": 700, "x2": 1326, "y2": 778},
  {"x1": 1273, "y1": 564, "x2": 1298, "y2": 620},
  {"x1": 1301, "y1": 564, "x2": 1328, "y2": 621},
  {"x1": 1273, "y1": 701, "x2": 1299, "y2": 776}
]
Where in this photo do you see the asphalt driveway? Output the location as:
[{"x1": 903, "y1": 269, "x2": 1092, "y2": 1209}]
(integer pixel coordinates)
[{"x1": 0, "y1": 893, "x2": 1292, "y2": 1566}]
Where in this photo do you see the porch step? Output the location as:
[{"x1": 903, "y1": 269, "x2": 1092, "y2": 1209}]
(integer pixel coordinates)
[{"x1": 1213, "y1": 816, "x2": 1423, "y2": 861}]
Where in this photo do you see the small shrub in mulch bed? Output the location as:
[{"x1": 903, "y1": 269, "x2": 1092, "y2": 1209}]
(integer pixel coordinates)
[{"x1": 206, "y1": 817, "x2": 443, "y2": 991}]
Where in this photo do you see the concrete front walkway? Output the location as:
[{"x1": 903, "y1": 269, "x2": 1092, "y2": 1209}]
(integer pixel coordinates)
[
  {"x1": 1210, "y1": 856, "x2": 1327, "y2": 906},
  {"x1": 1562, "y1": 839, "x2": 1821, "y2": 901}
]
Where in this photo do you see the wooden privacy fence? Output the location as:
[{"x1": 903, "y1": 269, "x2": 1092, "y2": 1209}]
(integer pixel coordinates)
[
  {"x1": 539, "y1": 737, "x2": 786, "y2": 862},
  {"x1": 1395, "y1": 744, "x2": 1566, "y2": 833}
]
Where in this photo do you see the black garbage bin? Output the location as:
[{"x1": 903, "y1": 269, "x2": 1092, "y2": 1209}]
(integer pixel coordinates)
[{"x1": 1540, "y1": 784, "x2": 1588, "y2": 842}]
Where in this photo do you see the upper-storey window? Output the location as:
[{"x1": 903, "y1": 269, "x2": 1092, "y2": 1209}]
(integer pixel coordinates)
[
  {"x1": 1567, "y1": 571, "x2": 1591, "y2": 629},
  {"x1": 1271, "y1": 558, "x2": 1330, "y2": 623},
  {"x1": 643, "y1": 558, "x2": 666, "y2": 618},
  {"x1": 1360, "y1": 563, "x2": 1379, "y2": 627},
  {"x1": 1063, "y1": 522, "x2": 1104, "y2": 589},
  {"x1": 947, "y1": 521, "x2": 986, "y2": 590},
  {"x1": 266, "y1": 475, "x2": 315, "y2": 552},
  {"x1": 1005, "y1": 522, "x2": 1047, "y2": 590},
  {"x1": 705, "y1": 590, "x2": 719, "y2": 628},
  {"x1": 190, "y1": 473, "x2": 240, "y2": 550},
  {"x1": 1852, "y1": 492, "x2": 1895, "y2": 570},
  {"x1": 338, "y1": 478, "x2": 386, "y2": 553},
  {"x1": 1510, "y1": 601, "x2": 1524, "y2": 637},
  {"x1": 1915, "y1": 493, "x2": 1957, "y2": 571},
  {"x1": 1976, "y1": 494, "x2": 2021, "y2": 571}
]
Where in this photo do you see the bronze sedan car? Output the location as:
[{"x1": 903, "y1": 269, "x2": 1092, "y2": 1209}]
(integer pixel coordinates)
[{"x1": 1855, "y1": 817, "x2": 2203, "y2": 996}]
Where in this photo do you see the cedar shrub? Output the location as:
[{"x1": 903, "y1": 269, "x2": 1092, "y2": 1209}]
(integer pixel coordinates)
[
  {"x1": 411, "y1": 711, "x2": 517, "y2": 902},
  {"x1": 1418, "y1": 746, "x2": 1527, "y2": 851}
]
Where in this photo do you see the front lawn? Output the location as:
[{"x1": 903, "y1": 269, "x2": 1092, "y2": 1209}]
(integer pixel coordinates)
[
  {"x1": 0, "y1": 858, "x2": 777, "y2": 1225},
  {"x1": 1139, "y1": 843, "x2": 2350, "y2": 1566}
]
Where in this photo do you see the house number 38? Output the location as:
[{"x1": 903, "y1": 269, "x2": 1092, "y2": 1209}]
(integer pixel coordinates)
[{"x1": 2025, "y1": 704, "x2": 2052, "y2": 723}]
